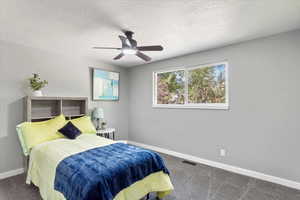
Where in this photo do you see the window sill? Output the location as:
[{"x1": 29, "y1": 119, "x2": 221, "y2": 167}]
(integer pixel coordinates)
[{"x1": 152, "y1": 104, "x2": 229, "y2": 110}]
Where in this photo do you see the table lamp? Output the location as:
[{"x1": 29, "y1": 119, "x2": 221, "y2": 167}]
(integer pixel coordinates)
[{"x1": 92, "y1": 107, "x2": 104, "y2": 130}]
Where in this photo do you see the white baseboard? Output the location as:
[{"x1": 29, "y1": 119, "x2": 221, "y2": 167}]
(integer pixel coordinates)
[
  {"x1": 0, "y1": 168, "x2": 24, "y2": 180},
  {"x1": 128, "y1": 141, "x2": 300, "y2": 190}
]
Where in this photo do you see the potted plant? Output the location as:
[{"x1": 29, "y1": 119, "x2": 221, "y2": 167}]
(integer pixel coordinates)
[{"x1": 29, "y1": 73, "x2": 48, "y2": 96}]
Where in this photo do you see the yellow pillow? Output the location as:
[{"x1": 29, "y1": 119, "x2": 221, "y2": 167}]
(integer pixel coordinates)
[
  {"x1": 20, "y1": 114, "x2": 66, "y2": 151},
  {"x1": 70, "y1": 116, "x2": 96, "y2": 134}
]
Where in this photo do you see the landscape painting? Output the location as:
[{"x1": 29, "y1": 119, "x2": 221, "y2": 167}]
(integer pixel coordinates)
[{"x1": 93, "y1": 69, "x2": 119, "y2": 101}]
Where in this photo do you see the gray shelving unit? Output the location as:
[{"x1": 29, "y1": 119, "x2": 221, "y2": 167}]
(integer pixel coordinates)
[
  {"x1": 22, "y1": 96, "x2": 88, "y2": 173},
  {"x1": 24, "y1": 96, "x2": 88, "y2": 122}
]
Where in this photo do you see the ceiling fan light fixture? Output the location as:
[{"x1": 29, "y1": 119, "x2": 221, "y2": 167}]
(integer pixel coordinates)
[
  {"x1": 93, "y1": 31, "x2": 163, "y2": 61},
  {"x1": 122, "y1": 48, "x2": 137, "y2": 55}
]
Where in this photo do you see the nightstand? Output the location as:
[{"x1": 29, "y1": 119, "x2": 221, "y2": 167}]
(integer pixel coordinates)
[{"x1": 96, "y1": 128, "x2": 116, "y2": 140}]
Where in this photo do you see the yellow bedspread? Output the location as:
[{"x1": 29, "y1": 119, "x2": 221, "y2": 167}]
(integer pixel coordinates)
[{"x1": 26, "y1": 134, "x2": 173, "y2": 200}]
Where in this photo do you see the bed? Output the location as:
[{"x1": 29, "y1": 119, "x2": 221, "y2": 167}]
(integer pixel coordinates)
[
  {"x1": 25, "y1": 134, "x2": 173, "y2": 200},
  {"x1": 16, "y1": 111, "x2": 173, "y2": 200}
]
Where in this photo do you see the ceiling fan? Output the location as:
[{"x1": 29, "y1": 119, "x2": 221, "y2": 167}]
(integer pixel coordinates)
[{"x1": 93, "y1": 31, "x2": 163, "y2": 62}]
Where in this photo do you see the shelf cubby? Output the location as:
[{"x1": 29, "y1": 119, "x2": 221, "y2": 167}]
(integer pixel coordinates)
[{"x1": 25, "y1": 96, "x2": 88, "y2": 122}]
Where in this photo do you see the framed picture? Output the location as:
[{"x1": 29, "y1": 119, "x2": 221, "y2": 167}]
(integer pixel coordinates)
[{"x1": 92, "y1": 68, "x2": 120, "y2": 101}]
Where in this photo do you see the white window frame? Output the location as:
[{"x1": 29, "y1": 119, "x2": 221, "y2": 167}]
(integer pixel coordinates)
[{"x1": 152, "y1": 61, "x2": 229, "y2": 109}]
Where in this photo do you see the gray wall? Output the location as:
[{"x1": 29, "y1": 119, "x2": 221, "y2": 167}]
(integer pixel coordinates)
[
  {"x1": 128, "y1": 30, "x2": 300, "y2": 182},
  {"x1": 0, "y1": 40, "x2": 129, "y2": 174}
]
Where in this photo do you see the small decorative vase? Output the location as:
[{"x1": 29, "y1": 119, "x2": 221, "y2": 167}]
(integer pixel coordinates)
[
  {"x1": 32, "y1": 90, "x2": 43, "y2": 97},
  {"x1": 101, "y1": 123, "x2": 107, "y2": 130}
]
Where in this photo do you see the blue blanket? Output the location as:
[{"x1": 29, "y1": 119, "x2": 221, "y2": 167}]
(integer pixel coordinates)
[{"x1": 54, "y1": 143, "x2": 169, "y2": 200}]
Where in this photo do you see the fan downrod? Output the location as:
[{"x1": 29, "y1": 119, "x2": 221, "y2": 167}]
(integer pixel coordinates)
[{"x1": 124, "y1": 31, "x2": 134, "y2": 39}]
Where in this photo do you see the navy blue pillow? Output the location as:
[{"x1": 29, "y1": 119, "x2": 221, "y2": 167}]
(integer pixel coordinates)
[{"x1": 59, "y1": 122, "x2": 81, "y2": 139}]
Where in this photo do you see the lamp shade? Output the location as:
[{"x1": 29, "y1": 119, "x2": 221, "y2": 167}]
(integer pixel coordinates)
[{"x1": 92, "y1": 107, "x2": 104, "y2": 119}]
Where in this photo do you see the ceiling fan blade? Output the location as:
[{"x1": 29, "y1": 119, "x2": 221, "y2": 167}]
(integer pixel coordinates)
[
  {"x1": 113, "y1": 53, "x2": 124, "y2": 60},
  {"x1": 93, "y1": 47, "x2": 121, "y2": 50},
  {"x1": 136, "y1": 51, "x2": 151, "y2": 62},
  {"x1": 137, "y1": 45, "x2": 163, "y2": 51}
]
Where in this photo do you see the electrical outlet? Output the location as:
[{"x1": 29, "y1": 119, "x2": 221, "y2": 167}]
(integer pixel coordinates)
[{"x1": 220, "y1": 149, "x2": 226, "y2": 157}]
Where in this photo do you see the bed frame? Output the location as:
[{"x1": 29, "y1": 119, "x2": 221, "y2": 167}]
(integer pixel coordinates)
[{"x1": 22, "y1": 96, "x2": 161, "y2": 200}]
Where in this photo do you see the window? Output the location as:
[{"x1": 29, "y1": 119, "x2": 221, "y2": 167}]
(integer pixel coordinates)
[{"x1": 153, "y1": 62, "x2": 228, "y2": 109}]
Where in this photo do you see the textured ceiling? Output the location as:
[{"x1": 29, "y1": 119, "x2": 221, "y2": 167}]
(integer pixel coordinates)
[{"x1": 1, "y1": 0, "x2": 300, "y2": 67}]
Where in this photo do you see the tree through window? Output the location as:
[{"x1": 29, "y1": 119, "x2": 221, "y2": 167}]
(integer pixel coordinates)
[{"x1": 153, "y1": 62, "x2": 228, "y2": 109}]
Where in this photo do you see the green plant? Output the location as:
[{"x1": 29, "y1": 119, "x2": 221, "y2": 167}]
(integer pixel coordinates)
[{"x1": 29, "y1": 73, "x2": 48, "y2": 91}]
